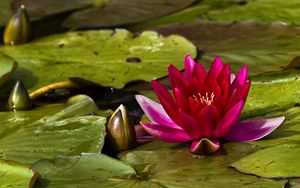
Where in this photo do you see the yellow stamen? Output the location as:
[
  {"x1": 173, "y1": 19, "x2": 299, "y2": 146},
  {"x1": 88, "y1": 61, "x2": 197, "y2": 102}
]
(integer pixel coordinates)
[{"x1": 192, "y1": 92, "x2": 215, "y2": 105}]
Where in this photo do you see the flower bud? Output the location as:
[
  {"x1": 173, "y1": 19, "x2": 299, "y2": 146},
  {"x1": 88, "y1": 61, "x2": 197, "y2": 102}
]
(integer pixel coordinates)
[
  {"x1": 8, "y1": 80, "x2": 32, "y2": 111},
  {"x1": 3, "y1": 5, "x2": 31, "y2": 45},
  {"x1": 106, "y1": 104, "x2": 137, "y2": 151}
]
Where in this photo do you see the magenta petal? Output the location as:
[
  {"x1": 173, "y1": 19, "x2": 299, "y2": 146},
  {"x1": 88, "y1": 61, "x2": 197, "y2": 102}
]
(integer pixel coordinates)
[
  {"x1": 174, "y1": 88, "x2": 189, "y2": 112},
  {"x1": 208, "y1": 56, "x2": 223, "y2": 78},
  {"x1": 178, "y1": 109, "x2": 202, "y2": 138},
  {"x1": 193, "y1": 63, "x2": 207, "y2": 79},
  {"x1": 168, "y1": 64, "x2": 187, "y2": 90},
  {"x1": 224, "y1": 116, "x2": 285, "y2": 141},
  {"x1": 197, "y1": 105, "x2": 219, "y2": 138},
  {"x1": 140, "y1": 122, "x2": 192, "y2": 142},
  {"x1": 151, "y1": 81, "x2": 177, "y2": 108},
  {"x1": 151, "y1": 81, "x2": 180, "y2": 123},
  {"x1": 232, "y1": 65, "x2": 248, "y2": 89},
  {"x1": 189, "y1": 138, "x2": 220, "y2": 155},
  {"x1": 135, "y1": 95, "x2": 179, "y2": 128},
  {"x1": 213, "y1": 100, "x2": 244, "y2": 137},
  {"x1": 184, "y1": 55, "x2": 195, "y2": 81}
]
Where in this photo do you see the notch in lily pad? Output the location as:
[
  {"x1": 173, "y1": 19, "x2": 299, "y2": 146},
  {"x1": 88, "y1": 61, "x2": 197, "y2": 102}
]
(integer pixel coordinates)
[
  {"x1": 3, "y1": 5, "x2": 31, "y2": 45},
  {"x1": 106, "y1": 104, "x2": 137, "y2": 151},
  {"x1": 8, "y1": 80, "x2": 32, "y2": 111}
]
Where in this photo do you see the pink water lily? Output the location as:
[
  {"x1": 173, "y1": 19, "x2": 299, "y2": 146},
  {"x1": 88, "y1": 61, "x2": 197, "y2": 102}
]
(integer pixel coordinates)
[{"x1": 135, "y1": 55, "x2": 285, "y2": 155}]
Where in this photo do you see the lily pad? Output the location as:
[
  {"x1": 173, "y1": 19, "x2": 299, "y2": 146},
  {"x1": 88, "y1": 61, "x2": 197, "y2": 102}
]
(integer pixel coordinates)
[
  {"x1": 232, "y1": 144, "x2": 300, "y2": 178},
  {"x1": 206, "y1": 0, "x2": 300, "y2": 25},
  {"x1": 155, "y1": 22, "x2": 300, "y2": 75},
  {"x1": 116, "y1": 141, "x2": 285, "y2": 188},
  {"x1": 0, "y1": 29, "x2": 196, "y2": 91},
  {"x1": 131, "y1": 0, "x2": 300, "y2": 31},
  {"x1": 0, "y1": 52, "x2": 17, "y2": 87},
  {"x1": 0, "y1": 95, "x2": 106, "y2": 164},
  {"x1": 239, "y1": 70, "x2": 300, "y2": 147},
  {"x1": 243, "y1": 70, "x2": 300, "y2": 118},
  {"x1": 32, "y1": 153, "x2": 136, "y2": 188},
  {"x1": 11, "y1": 0, "x2": 108, "y2": 20},
  {"x1": 0, "y1": 159, "x2": 38, "y2": 187},
  {"x1": 63, "y1": 0, "x2": 197, "y2": 29},
  {"x1": 130, "y1": 0, "x2": 248, "y2": 31},
  {"x1": 0, "y1": 0, "x2": 11, "y2": 27},
  {"x1": 30, "y1": 141, "x2": 285, "y2": 187}
]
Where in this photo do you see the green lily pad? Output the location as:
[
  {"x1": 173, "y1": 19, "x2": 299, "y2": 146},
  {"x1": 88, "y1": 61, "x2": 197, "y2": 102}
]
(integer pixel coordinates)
[
  {"x1": 0, "y1": 0, "x2": 11, "y2": 27},
  {"x1": 240, "y1": 70, "x2": 300, "y2": 147},
  {"x1": 0, "y1": 52, "x2": 17, "y2": 87},
  {"x1": 206, "y1": 0, "x2": 300, "y2": 25},
  {"x1": 11, "y1": 0, "x2": 108, "y2": 20},
  {"x1": 246, "y1": 106, "x2": 300, "y2": 147},
  {"x1": 156, "y1": 22, "x2": 300, "y2": 75},
  {"x1": 131, "y1": 0, "x2": 300, "y2": 31},
  {"x1": 129, "y1": 0, "x2": 247, "y2": 31},
  {"x1": 0, "y1": 29, "x2": 196, "y2": 91},
  {"x1": 63, "y1": 0, "x2": 197, "y2": 29},
  {"x1": 243, "y1": 70, "x2": 300, "y2": 118},
  {"x1": 0, "y1": 159, "x2": 38, "y2": 187},
  {"x1": 30, "y1": 141, "x2": 285, "y2": 187},
  {"x1": 232, "y1": 144, "x2": 300, "y2": 178},
  {"x1": 31, "y1": 153, "x2": 136, "y2": 188},
  {"x1": 0, "y1": 95, "x2": 106, "y2": 164},
  {"x1": 116, "y1": 141, "x2": 285, "y2": 188}
]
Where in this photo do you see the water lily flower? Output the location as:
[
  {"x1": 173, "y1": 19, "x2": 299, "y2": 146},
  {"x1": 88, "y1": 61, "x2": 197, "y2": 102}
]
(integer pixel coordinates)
[{"x1": 135, "y1": 55, "x2": 285, "y2": 155}]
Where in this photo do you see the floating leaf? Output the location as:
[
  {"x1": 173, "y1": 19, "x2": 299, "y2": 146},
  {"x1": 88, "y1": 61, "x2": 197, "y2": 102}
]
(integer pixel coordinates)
[
  {"x1": 0, "y1": 95, "x2": 106, "y2": 164},
  {"x1": 0, "y1": 52, "x2": 17, "y2": 87},
  {"x1": 129, "y1": 0, "x2": 243, "y2": 30},
  {"x1": 115, "y1": 141, "x2": 285, "y2": 188},
  {"x1": 205, "y1": 0, "x2": 300, "y2": 25},
  {"x1": 243, "y1": 70, "x2": 300, "y2": 118},
  {"x1": 30, "y1": 141, "x2": 285, "y2": 187},
  {"x1": 11, "y1": 0, "x2": 108, "y2": 20},
  {"x1": 0, "y1": 0, "x2": 11, "y2": 27},
  {"x1": 63, "y1": 0, "x2": 197, "y2": 29},
  {"x1": 239, "y1": 70, "x2": 300, "y2": 147},
  {"x1": 156, "y1": 22, "x2": 300, "y2": 75},
  {"x1": 232, "y1": 144, "x2": 300, "y2": 178},
  {"x1": 131, "y1": 0, "x2": 300, "y2": 30},
  {"x1": 0, "y1": 29, "x2": 196, "y2": 91},
  {"x1": 0, "y1": 159, "x2": 38, "y2": 187},
  {"x1": 32, "y1": 153, "x2": 136, "y2": 188}
]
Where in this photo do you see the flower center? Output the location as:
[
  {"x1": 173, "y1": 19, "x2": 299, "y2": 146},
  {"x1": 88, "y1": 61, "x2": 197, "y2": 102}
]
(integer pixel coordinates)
[{"x1": 192, "y1": 92, "x2": 215, "y2": 105}]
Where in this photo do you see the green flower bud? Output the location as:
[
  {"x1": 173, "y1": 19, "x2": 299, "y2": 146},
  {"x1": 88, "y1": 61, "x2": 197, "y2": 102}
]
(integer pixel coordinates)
[
  {"x1": 106, "y1": 104, "x2": 137, "y2": 151},
  {"x1": 8, "y1": 80, "x2": 32, "y2": 111},
  {"x1": 3, "y1": 5, "x2": 31, "y2": 45}
]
